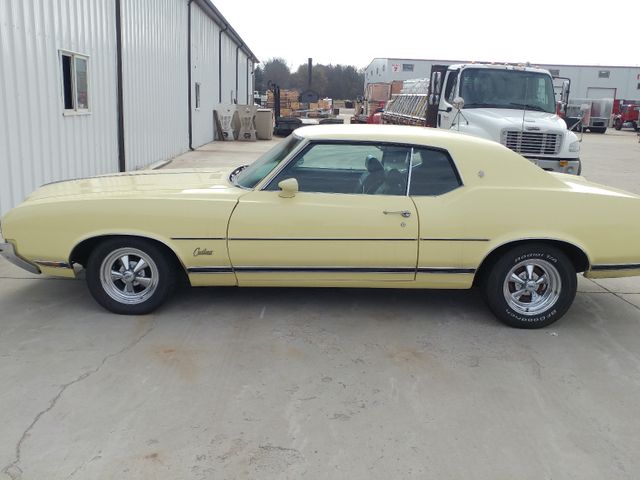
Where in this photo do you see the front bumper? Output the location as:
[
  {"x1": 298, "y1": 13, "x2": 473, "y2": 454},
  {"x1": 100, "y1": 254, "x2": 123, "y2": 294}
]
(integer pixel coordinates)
[
  {"x1": 527, "y1": 157, "x2": 581, "y2": 175},
  {"x1": 0, "y1": 241, "x2": 41, "y2": 274}
]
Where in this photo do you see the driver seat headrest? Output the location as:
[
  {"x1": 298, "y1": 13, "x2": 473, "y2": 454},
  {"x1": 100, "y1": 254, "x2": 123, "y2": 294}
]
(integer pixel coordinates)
[{"x1": 365, "y1": 155, "x2": 383, "y2": 172}]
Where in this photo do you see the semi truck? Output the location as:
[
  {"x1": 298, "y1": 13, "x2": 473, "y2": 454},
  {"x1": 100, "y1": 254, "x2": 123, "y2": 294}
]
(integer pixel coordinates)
[{"x1": 385, "y1": 63, "x2": 582, "y2": 175}]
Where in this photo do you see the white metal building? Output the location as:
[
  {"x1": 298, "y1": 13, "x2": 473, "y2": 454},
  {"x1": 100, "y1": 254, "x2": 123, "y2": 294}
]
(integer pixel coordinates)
[
  {"x1": 0, "y1": 0, "x2": 257, "y2": 216},
  {"x1": 365, "y1": 58, "x2": 640, "y2": 101}
]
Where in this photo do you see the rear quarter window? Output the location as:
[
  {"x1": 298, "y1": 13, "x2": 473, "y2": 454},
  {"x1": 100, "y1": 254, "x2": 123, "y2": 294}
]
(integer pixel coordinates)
[{"x1": 409, "y1": 148, "x2": 461, "y2": 196}]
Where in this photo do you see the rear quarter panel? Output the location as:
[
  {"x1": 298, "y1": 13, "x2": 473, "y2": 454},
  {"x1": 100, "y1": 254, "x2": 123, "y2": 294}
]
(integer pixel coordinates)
[{"x1": 413, "y1": 138, "x2": 640, "y2": 280}]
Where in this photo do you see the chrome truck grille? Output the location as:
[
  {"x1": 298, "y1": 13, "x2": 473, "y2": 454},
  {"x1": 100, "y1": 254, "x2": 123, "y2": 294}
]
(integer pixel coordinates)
[{"x1": 501, "y1": 130, "x2": 562, "y2": 155}]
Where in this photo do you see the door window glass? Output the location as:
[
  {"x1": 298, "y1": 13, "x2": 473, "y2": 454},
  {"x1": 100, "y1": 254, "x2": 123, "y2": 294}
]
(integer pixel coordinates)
[
  {"x1": 266, "y1": 143, "x2": 411, "y2": 195},
  {"x1": 445, "y1": 71, "x2": 458, "y2": 103},
  {"x1": 409, "y1": 148, "x2": 461, "y2": 196}
]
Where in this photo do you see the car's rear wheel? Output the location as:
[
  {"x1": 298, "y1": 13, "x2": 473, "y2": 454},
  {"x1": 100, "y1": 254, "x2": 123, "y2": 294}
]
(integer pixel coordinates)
[
  {"x1": 86, "y1": 238, "x2": 176, "y2": 314},
  {"x1": 482, "y1": 244, "x2": 577, "y2": 328}
]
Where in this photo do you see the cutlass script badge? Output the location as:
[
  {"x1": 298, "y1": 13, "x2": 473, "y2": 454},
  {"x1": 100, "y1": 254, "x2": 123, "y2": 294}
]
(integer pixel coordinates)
[{"x1": 193, "y1": 247, "x2": 213, "y2": 257}]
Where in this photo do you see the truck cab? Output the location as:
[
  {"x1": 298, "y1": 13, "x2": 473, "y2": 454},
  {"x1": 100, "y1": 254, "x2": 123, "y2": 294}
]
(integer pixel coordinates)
[{"x1": 428, "y1": 64, "x2": 582, "y2": 175}]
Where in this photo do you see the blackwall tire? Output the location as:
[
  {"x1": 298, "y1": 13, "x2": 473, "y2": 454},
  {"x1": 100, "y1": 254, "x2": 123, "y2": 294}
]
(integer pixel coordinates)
[
  {"x1": 86, "y1": 238, "x2": 176, "y2": 315},
  {"x1": 482, "y1": 244, "x2": 577, "y2": 329}
]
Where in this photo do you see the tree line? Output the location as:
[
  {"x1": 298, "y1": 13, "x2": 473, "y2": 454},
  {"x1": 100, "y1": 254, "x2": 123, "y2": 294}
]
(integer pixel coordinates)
[{"x1": 255, "y1": 58, "x2": 364, "y2": 100}]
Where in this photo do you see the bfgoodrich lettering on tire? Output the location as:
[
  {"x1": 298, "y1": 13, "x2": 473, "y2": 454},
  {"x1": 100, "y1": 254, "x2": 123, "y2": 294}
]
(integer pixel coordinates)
[
  {"x1": 482, "y1": 243, "x2": 577, "y2": 328},
  {"x1": 86, "y1": 238, "x2": 176, "y2": 315}
]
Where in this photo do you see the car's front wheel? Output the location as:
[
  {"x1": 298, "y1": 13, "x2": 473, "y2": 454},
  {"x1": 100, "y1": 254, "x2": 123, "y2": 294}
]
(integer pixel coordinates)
[
  {"x1": 86, "y1": 238, "x2": 176, "y2": 315},
  {"x1": 482, "y1": 244, "x2": 577, "y2": 328}
]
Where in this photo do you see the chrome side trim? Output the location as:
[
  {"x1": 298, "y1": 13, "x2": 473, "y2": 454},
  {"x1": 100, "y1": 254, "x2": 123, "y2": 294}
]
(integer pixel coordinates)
[
  {"x1": 171, "y1": 237, "x2": 226, "y2": 241},
  {"x1": 228, "y1": 238, "x2": 415, "y2": 242},
  {"x1": 591, "y1": 263, "x2": 640, "y2": 271},
  {"x1": 418, "y1": 267, "x2": 476, "y2": 274},
  {"x1": 187, "y1": 267, "x2": 234, "y2": 274},
  {"x1": 420, "y1": 238, "x2": 490, "y2": 242},
  {"x1": 34, "y1": 260, "x2": 72, "y2": 269},
  {"x1": 234, "y1": 266, "x2": 415, "y2": 273},
  {"x1": 187, "y1": 265, "x2": 476, "y2": 275},
  {"x1": 0, "y1": 242, "x2": 41, "y2": 274}
]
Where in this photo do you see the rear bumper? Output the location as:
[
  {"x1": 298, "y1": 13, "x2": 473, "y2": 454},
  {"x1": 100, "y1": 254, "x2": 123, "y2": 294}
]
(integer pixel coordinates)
[{"x1": 0, "y1": 241, "x2": 41, "y2": 274}]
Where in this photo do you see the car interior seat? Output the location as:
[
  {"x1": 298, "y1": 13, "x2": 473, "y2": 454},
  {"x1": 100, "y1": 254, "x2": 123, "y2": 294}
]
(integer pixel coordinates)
[
  {"x1": 377, "y1": 169, "x2": 406, "y2": 195},
  {"x1": 356, "y1": 155, "x2": 385, "y2": 194}
]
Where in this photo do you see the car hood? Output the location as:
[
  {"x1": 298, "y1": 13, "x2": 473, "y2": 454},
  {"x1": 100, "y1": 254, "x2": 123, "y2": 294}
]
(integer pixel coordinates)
[{"x1": 24, "y1": 168, "x2": 239, "y2": 202}]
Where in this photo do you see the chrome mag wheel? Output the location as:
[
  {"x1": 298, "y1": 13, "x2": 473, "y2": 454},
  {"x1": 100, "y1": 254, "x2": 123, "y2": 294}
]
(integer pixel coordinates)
[
  {"x1": 99, "y1": 247, "x2": 159, "y2": 305},
  {"x1": 502, "y1": 259, "x2": 562, "y2": 316}
]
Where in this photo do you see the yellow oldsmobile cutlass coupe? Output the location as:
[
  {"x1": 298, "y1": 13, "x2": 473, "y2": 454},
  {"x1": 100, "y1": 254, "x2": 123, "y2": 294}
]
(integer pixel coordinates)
[{"x1": 1, "y1": 125, "x2": 639, "y2": 328}]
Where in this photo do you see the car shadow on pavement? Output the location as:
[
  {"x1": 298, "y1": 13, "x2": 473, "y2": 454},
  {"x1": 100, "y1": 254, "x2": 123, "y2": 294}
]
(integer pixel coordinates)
[{"x1": 167, "y1": 285, "x2": 499, "y2": 328}]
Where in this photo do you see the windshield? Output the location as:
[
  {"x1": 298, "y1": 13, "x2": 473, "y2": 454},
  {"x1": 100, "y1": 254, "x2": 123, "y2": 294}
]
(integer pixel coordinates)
[
  {"x1": 459, "y1": 68, "x2": 556, "y2": 113},
  {"x1": 235, "y1": 134, "x2": 304, "y2": 188}
]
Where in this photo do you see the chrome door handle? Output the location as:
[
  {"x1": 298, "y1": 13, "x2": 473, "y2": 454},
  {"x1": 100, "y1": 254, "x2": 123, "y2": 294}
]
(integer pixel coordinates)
[{"x1": 383, "y1": 210, "x2": 411, "y2": 218}]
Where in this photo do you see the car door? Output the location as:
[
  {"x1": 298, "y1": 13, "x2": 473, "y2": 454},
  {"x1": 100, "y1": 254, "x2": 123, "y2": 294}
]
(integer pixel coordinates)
[
  {"x1": 408, "y1": 146, "x2": 476, "y2": 288},
  {"x1": 438, "y1": 69, "x2": 458, "y2": 129},
  {"x1": 227, "y1": 141, "x2": 418, "y2": 285}
]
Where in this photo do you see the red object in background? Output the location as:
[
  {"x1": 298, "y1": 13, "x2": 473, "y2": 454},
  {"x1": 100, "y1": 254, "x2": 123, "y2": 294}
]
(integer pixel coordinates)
[{"x1": 613, "y1": 100, "x2": 640, "y2": 131}]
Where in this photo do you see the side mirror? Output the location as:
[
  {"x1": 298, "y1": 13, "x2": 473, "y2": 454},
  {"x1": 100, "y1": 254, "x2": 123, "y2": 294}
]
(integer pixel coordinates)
[
  {"x1": 452, "y1": 96, "x2": 465, "y2": 110},
  {"x1": 278, "y1": 178, "x2": 299, "y2": 198}
]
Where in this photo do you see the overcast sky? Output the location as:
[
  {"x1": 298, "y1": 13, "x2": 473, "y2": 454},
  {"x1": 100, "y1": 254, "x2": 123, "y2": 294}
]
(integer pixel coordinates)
[{"x1": 213, "y1": 0, "x2": 638, "y2": 70}]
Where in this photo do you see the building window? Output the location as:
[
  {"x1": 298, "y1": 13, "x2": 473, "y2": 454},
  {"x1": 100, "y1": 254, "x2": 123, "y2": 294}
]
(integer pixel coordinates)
[
  {"x1": 598, "y1": 70, "x2": 610, "y2": 79},
  {"x1": 402, "y1": 64, "x2": 414, "y2": 72},
  {"x1": 549, "y1": 69, "x2": 560, "y2": 76},
  {"x1": 195, "y1": 82, "x2": 201, "y2": 109},
  {"x1": 637, "y1": 82, "x2": 640, "y2": 90},
  {"x1": 60, "y1": 51, "x2": 89, "y2": 113}
]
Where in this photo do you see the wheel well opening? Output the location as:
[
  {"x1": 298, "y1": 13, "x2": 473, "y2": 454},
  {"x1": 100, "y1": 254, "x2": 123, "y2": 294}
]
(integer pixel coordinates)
[
  {"x1": 474, "y1": 239, "x2": 589, "y2": 286},
  {"x1": 70, "y1": 235, "x2": 189, "y2": 283}
]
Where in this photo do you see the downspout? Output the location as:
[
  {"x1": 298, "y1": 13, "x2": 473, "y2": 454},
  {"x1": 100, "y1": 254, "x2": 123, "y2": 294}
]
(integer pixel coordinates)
[
  {"x1": 187, "y1": 0, "x2": 194, "y2": 150},
  {"x1": 218, "y1": 24, "x2": 228, "y2": 103},
  {"x1": 115, "y1": 0, "x2": 126, "y2": 172},
  {"x1": 235, "y1": 43, "x2": 243, "y2": 104},
  {"x1": 246, "y1": 58, "x2": 251, "y2": 104}
]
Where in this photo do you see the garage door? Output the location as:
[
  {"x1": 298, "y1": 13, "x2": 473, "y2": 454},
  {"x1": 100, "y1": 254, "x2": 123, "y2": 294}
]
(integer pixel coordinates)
[{"x1": 587, "y1": 87, "x2": 616, "y2": 100}]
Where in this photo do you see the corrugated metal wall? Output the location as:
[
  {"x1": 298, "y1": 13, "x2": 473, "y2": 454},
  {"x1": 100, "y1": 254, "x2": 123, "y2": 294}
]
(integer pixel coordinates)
[
  {"x1": 120, "y1": 0, "x2": 189, "y2": 170},
  {"x1": 247, "y1": 56, "x2": 254, "y2": 105},
  {"x1": 0, "y1": 0, "x2": 255, "y2": 216},
  {"x1": 237, "y1": 51, "x2": 248, "y2": 105},
  {"x1": 219, "y1": 32, "x2": 236, "y2": 105},
  {"x1": 0, "y1": 0, "x2": 118, "y2": 216},
  {"x1": 191, "y1": 3, "x2": 219, "y2": 148}
]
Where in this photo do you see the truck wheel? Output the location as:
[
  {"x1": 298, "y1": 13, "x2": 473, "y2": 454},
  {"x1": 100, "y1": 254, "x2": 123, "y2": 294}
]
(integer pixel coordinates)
[
  {"x1": 86, "y1": 238, "x2": 176, "y2": 315},
  {"x1": 614, "y1": 118, "x2": 622, "y2": 130},
  {"x1": 482, "y1": 244, "x2": 577, "y2": 328}
]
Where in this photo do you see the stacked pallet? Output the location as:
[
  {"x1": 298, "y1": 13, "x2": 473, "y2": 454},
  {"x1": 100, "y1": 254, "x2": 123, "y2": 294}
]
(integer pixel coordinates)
[
  {"x1": 318, "y1": 98, "x2": 332, "y2": 111},
  {"x1": 266, "y1": 89, "x2": 300, "y2": 117}
]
